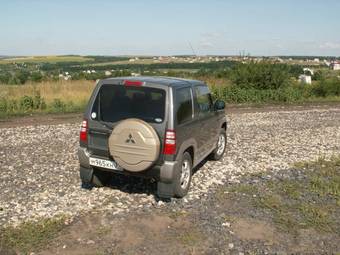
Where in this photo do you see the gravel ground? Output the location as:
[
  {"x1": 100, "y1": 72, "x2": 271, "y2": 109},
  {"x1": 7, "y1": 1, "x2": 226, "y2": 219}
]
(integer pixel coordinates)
[
  {"x1": 1, "y1": 107, "x2": 340, "y2": 226},
  {"x1": 38, "y1": 161, "x2": 340, "y2": 255}
]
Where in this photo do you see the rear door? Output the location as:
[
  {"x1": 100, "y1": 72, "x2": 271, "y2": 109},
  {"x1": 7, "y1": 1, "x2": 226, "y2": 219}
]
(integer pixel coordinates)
[
  {"x1": 87, "y1": 82, "x2": 168, "y2": 163},
  {"x1": 193, "y1": 85, "x2": 217, "y2": 155},
  {"x1": 173, "y1": 86, "x2": 199, "y2": 157}
]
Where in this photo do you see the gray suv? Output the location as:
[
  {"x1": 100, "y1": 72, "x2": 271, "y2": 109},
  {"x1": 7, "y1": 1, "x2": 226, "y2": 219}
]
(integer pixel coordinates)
[{"x1": 78, "y1": 77, "x2": 227, "y2": 198}]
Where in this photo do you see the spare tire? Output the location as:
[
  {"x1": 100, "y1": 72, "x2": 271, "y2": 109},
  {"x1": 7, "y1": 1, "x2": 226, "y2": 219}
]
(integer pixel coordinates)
[{"x1": 108, "y1": 118, "x2": 160, "y2": 172}]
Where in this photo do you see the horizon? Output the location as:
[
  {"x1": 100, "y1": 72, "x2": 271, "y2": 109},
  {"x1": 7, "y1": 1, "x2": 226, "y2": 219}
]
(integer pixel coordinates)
[
  {"x1": 1, "y1": 54, "x2": 339, "y2": 58},
  {"x1": 1, "y1": 0, "x2": 340, "y2": 57}
]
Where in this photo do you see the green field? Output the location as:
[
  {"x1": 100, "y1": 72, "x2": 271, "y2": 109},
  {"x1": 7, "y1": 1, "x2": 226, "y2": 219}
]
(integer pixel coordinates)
[{"x1": 0, "y1": 55, "x2": 94, "y2": 64}]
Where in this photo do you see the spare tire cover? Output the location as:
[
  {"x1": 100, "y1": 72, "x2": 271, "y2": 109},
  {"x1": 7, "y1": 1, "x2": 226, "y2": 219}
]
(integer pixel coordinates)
[{"x1": 108, "y1": 118, "x2": 160, "y2": 172}]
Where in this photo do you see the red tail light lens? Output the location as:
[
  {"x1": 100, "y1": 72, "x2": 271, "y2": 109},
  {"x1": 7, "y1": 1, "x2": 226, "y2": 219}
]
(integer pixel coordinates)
[
  {"x1": 163, "y1": 130, "x2": 176, "y2": 155},
  {"x1": 124, "y1": 80, "x2": 144, "y2": 86},
  {"x1": 80, "y1": 119, "x2": 88, "y2": 142}
]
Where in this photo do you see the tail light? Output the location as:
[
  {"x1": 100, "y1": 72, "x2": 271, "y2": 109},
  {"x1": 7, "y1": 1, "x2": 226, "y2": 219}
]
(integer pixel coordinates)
[
  {"x1": 124, "y1": 80, "x2": 144, "y2": 86},
  {"x1": 79, "y1": 119, "x2": 88, "y2": 142},
  {"x1": 163, "y1": 130, "x2": 176, "y2": 155}
]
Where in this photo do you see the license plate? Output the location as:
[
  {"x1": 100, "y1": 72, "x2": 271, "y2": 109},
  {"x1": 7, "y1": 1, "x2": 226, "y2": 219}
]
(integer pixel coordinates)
[{"x1": 89, "y1": 157, "x2": 122, "y2": 171}]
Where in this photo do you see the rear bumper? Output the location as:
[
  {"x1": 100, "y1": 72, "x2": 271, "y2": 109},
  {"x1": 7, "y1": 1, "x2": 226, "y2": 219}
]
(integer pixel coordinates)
[
  {"x1": 159, "y1": 161, "x2": 178, "y2": 183},
  {"x1": 78, "y1": 147, "x2": 177, "y2": 183}
]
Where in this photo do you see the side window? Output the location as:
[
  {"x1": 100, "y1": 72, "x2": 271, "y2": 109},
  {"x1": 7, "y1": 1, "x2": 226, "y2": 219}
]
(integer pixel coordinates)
[
  {"x1": 195, "y1": 86, "x2": 213, "y2": 114},
  {"x1": 176, "y1": 87, "x2": 193, "y2": 125}
]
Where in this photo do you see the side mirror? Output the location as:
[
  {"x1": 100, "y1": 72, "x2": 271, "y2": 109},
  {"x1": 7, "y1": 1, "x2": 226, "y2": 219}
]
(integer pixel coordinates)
[{"x1": 214, "y1": 99, "x2": 225, "y2": 111}]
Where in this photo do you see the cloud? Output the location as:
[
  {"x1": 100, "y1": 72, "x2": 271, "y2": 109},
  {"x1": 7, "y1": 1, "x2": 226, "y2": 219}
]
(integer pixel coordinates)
[
  {"x1": 320, "y1": 42, "x2": 340, "y2": 50},
  {"x1": 200, "y1": 32, "x2": 221, "y2": 38},
  {"x1": 200, "y1": 41, "x2": 214, "y2": 49},
  {"x1": 198, "y1": 32, "x2": 223, "y2": 49},
  {"x1": 275, "y1": 43, "x2": 284, "y2": 49}
]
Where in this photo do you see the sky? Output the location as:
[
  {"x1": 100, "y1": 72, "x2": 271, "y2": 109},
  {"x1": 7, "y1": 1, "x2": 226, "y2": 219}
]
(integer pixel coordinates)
[{"x1": 1, "y1": 0, "x2": 340, "y2": 56}]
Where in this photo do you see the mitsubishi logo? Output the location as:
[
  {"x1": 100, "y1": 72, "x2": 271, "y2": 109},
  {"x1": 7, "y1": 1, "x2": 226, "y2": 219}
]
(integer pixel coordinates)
[{"x1": 125, "y1": 134, "x2": 136, "y2": 144}]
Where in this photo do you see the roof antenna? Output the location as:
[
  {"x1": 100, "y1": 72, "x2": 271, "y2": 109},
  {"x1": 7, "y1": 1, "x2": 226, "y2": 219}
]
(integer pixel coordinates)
[{"x1": 188, "y1": 42, "x2": 197, "y2": 56}]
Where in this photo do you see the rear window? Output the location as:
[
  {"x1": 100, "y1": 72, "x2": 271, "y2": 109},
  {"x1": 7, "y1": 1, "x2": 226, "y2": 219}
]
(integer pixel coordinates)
[{"x1": 95, "y1": 84, "x2": 166, "y2": 123}]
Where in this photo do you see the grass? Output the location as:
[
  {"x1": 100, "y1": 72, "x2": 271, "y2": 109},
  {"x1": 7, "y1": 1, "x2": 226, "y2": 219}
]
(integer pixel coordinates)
[
  {"x1": 166, "y1": 210, "x2": 203, "y2": 247},
  {"x1": 228, "y1": 183, "x2": 259, "y2": 194},
  {"x1": 178, "y1": 228, "x2": 203, "y2": 246},
  {"x1": 95, "y1": 225, "x2": 112, "y2": 236},
  {"x1": 1, "y1": 78, "x2": 340, "y2": 119},
  {"x1": 0, "y1": 215, "x2": 67, "y2": 254},
  {"x1": 167, "y1": 210, "x2": 188, "y2": 220},
  {"x1": 224, "y1": 156, "x2": 340, "y2": 235},
  {"x1": 210, "y1": 83, "x2": 340, "y2": 105},
  {"x1": 0, "y1": 55, "x2": 93, "y2": 64},
  {"x1": 0, "y1": 80, "x2": 95, "y2": 117},
  {"x1": 0, "y1": 80, "x2": 94, "y2": 103}
]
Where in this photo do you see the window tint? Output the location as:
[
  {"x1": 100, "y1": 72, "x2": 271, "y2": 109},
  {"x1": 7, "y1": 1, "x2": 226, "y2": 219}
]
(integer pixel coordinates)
[
  {"x1": 176, "y1": 87, "x2": 193, "y2": 125},
  {"x1": 195, "y1": 86, "x2": 212, "y2": 114},
  {"x1": 97, "y1": 85, "x2": 165, "y2": 123}
]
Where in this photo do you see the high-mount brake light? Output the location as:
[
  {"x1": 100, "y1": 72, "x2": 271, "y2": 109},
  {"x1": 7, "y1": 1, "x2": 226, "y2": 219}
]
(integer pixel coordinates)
[
  {"x1": 123, "y1": 80, "x2": 144, "y2": 86},
  {"x1": 163, "y1": 130, "x2": 176, "y2": 155},
  {"x1": 79, "y1": 119, "x2": 88, "y2": 142}
]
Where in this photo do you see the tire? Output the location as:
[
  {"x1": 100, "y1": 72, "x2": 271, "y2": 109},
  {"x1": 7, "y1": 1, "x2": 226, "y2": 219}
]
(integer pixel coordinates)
[
  {"x1": 210, "y1": 129, "x2": 227, "y2": 161},
  {"x1": 108, "y1": 118, "x2": 160, "y2": 172},
  {"x1": 91, "y1": 169, "x2": 111, "y2": 187},
  {"x1": 173, "y1": 152, "x2": 192, "y2": 198}
]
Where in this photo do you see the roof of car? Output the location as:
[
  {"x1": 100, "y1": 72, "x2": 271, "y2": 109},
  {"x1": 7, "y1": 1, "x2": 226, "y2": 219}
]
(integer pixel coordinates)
[{"x1": 101, "y1": 76, "x2": 205, "y2": 87}]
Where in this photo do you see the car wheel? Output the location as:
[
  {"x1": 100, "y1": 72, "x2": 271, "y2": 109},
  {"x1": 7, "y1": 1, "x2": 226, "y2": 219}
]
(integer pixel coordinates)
[
  {"x1": 91, "y1": 169, "x2": 111, "y2": 187},
  {"x1": 173, "y1": 152, "x2": 192, "y2": 198},
  {"x1": 210, "y1": 129, "x2": 227, "y2": 160}
]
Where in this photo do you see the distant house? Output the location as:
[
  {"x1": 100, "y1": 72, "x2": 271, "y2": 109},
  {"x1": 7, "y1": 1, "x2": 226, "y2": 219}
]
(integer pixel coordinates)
[
  {"x1": 64, "y1": 75, "x2": 71, "y2": 81},
  {"x1": 299, "y1": 75, "x2": 312, "y2": 84},
  {"x1": 330, "y1": 61, "x2": 340, "y2": 70},
  {"x1": 58, "y1": 73, "x2": 71, "y2": 80},
  {"x1": 303, "y1": 68, "x2": 314, "y2": 75},
  {"x1": 324, "y1": 60, "x2": 331, "y2": 66},
  {"x1": 105, "y1": 71, "x2": 112, "y2": 76}
]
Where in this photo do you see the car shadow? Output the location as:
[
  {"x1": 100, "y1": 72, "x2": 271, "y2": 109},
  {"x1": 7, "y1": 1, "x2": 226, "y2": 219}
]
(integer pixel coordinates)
[
  {"x1": 106, "y1": 173, "x2": 158, "y2": 196},
  {"x1": 82, "y1": 158, "x2": 210, "y2": 201},
  {"x1": 192, "y1": 158, "x2": 209, "y2": 176}
]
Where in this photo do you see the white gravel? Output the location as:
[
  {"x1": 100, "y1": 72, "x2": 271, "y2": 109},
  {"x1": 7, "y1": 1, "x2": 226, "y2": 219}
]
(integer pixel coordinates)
[{"x1": 1, "y1": 107, "x2": 340, "y2": 226}]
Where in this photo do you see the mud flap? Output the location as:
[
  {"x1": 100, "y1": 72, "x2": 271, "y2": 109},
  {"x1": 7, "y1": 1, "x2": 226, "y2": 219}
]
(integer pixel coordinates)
[
  {"x1": 157, "y1": 182, "x2": 174, "y2": 198},
  {"x1": 79, "y1": 166, "x2": 93, "y2": 184}
]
